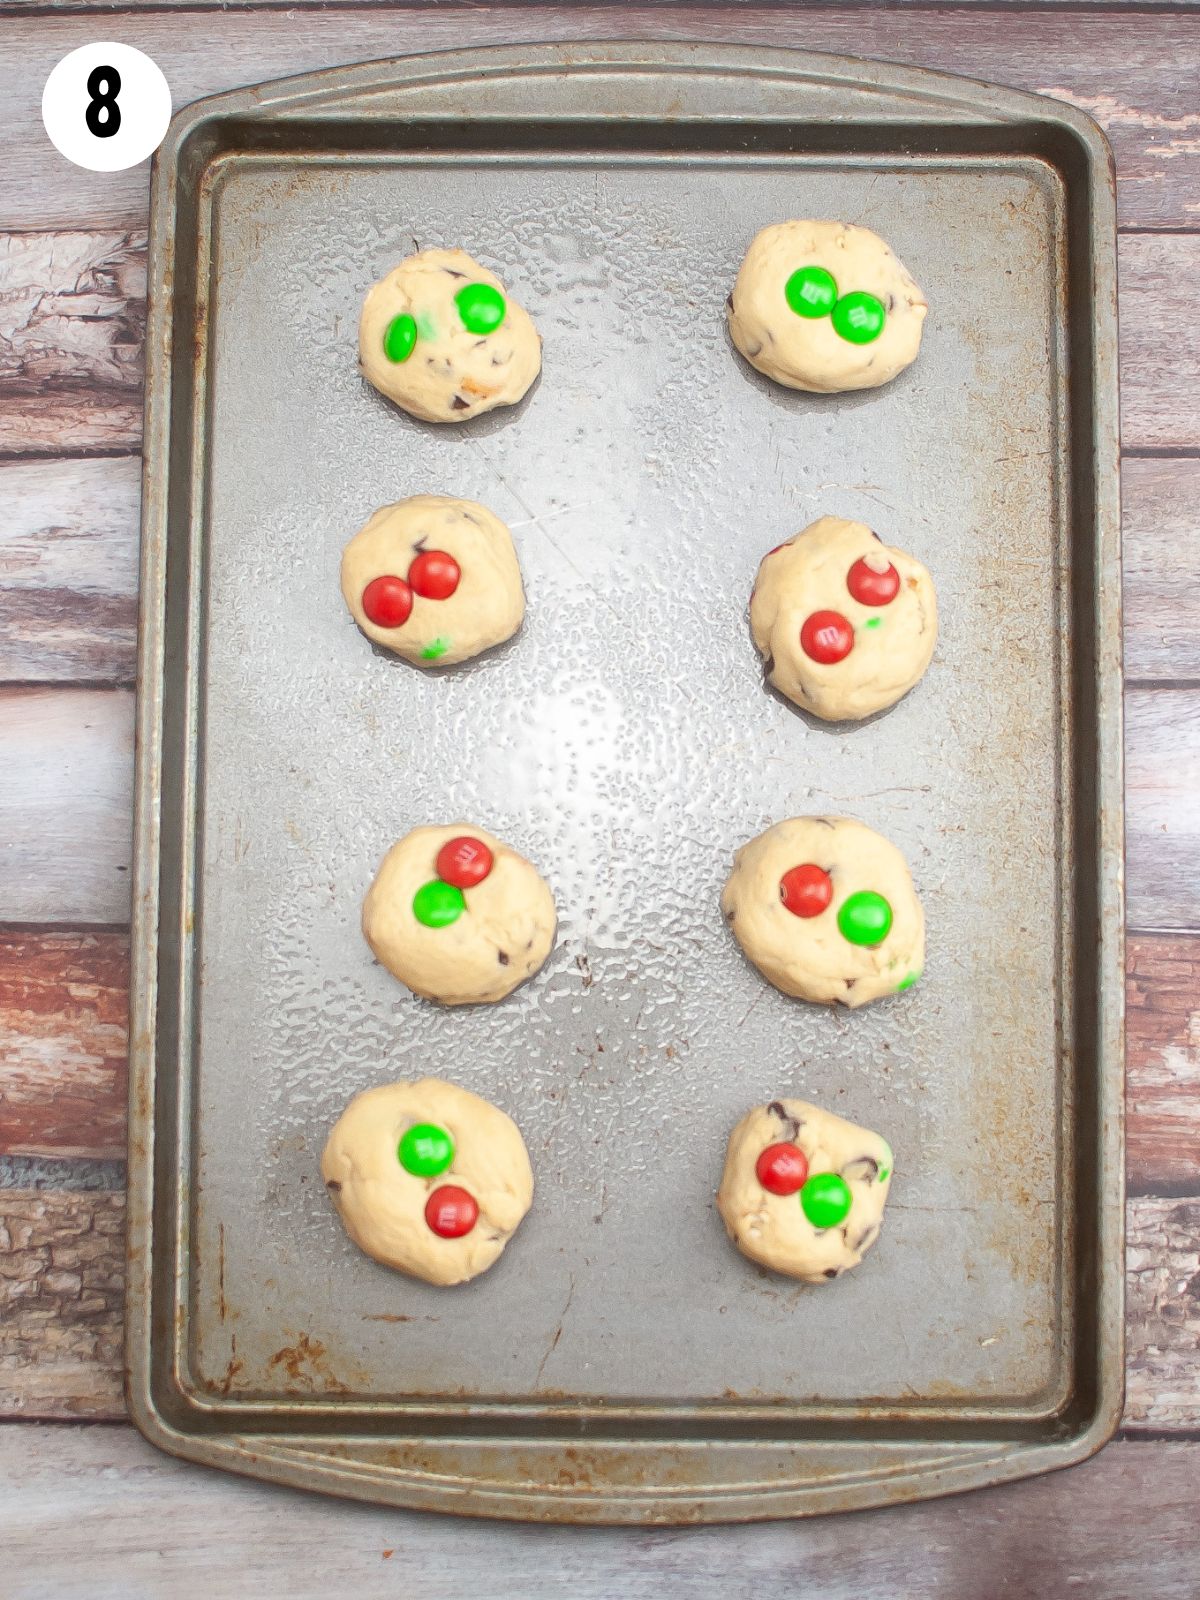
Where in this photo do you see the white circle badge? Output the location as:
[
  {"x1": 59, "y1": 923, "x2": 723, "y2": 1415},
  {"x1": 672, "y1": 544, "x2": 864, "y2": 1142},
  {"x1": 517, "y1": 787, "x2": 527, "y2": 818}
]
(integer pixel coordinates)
[{"x1": 42, "y1": 43, "x2": 171, "y2": 173}]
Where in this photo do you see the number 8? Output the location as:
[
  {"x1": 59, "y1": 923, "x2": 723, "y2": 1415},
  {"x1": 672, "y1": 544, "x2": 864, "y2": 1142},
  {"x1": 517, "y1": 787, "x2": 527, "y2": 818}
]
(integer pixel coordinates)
[{"x1": 85, "y1": 64, "x2": 121, "y2": 140}]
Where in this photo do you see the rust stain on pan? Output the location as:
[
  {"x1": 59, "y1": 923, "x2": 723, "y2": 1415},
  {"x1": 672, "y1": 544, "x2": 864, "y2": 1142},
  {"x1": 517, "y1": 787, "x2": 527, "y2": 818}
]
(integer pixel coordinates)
[{"x1": 266, "y1": 1332, "x2": 351, "y2": 1394}]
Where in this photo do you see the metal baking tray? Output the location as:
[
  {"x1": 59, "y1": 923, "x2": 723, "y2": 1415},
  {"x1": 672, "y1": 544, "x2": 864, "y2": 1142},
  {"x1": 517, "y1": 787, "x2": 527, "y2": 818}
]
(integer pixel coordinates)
[{"x1": 127, "y1": 42, "x2": 1124, "y2": 1522}]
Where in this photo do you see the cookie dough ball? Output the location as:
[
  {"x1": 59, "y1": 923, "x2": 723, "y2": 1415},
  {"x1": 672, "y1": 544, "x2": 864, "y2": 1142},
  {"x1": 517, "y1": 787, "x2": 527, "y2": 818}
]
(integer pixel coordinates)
[
  {"x1": 728, "y1": 221, "x2": 926, "y2": 393},
  {"x1": 721, "y1": 816, "x2": 923, "y2": 1007},
  {"x1": 751, "y1": 516, "x2": 936, "y2": 721},
  {"x1": 322, "y1": 1078, "x2": 534, "y2": 1286},
  {"x1": 717, "y1": 1098, "x2": 893, "y2": 1283},
  {"x1": 359, "y1": 248, "x2": 541, "y2": 423},
  {"x1": 341, "y1": 495, "x2": 524, "y2": 668},
  {"x1": 364, "y1": 825, "x2": 556, "y2": 1005}
]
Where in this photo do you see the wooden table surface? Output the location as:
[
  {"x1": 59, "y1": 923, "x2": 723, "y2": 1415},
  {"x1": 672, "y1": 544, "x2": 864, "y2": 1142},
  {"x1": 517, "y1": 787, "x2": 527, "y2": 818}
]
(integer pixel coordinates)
[{"x1": 2, "y1": 2, "x2": 1199, "y2": 1593}]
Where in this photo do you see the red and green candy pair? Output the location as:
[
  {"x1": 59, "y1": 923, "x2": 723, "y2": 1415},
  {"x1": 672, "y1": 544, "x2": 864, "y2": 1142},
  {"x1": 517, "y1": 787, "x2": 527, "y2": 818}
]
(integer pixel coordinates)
[
  {"x1": 398, "y1": 1119, "x2": 479, "y2": 1238},
  {"x1": 412, "y1": 836, "x2": 494, "y2": 930},
  {"x1": 755, "y1": 1141, "x2": 854, "y2": 1228}
]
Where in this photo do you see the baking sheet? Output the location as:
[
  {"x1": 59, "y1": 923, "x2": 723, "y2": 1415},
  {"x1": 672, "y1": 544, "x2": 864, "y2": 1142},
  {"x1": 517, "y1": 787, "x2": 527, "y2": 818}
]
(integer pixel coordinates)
[{"x1": 128, "y1": 43, "x2": 1123, "y2": 1521}]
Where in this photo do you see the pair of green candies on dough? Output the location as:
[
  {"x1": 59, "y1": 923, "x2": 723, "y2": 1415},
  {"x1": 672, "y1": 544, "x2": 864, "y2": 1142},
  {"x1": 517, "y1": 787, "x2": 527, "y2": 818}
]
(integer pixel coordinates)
[
  {"x1": 382, "y1": 280, "x2": 507, "y2": 366},
  {"x1": 728, "y1": 220, "x2": 927, "y2": 394},
  {"x1": 358, "y1": 248, "x2": 543, "y2": 425},
  {"x1": 785, "y1": 266, "x2": 886, "y2": 345}
]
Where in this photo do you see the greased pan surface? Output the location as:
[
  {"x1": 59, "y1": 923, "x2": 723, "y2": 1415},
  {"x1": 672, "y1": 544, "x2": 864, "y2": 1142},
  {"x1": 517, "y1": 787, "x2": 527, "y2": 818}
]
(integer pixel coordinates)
[{"x1": 128, "y1": 43, "x2": 1123, "y2": 1521}]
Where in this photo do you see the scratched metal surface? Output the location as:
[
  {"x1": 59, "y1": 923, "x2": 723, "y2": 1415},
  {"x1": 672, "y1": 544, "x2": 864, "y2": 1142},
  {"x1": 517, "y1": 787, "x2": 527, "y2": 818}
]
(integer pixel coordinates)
[
  {"x1": 128, "y1": 44, "x2": 1123, "y2": 1518},
  {"x1": 193, "y1": 154, "x2": 1066, "y2": 1403}
]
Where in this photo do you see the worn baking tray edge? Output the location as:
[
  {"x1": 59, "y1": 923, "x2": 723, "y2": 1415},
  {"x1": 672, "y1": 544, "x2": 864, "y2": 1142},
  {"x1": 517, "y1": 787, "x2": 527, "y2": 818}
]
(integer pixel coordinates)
[{"x1": 126, "y1": 41, "x2": 1124, "y2": 1523}]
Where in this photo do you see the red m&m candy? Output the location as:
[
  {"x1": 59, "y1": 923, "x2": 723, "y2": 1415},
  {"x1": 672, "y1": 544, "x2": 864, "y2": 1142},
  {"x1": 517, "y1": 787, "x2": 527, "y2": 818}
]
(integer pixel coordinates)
[
  {"x1": 361, "y1": 575, "x2": 414, "y2": 629},
  {"x1": 756, "y1": 1142, "x2": 809, "y2": 1196},
  {"x1": 847, "y1": 557, "x2": 900, "y2": 607},
  {"x1": 408, "y1": 550, "x2": 461, "y2": 601},
  {"x1": 425, "y1": 1184, "x2": 478, "y2": 1238},
  {"x1": 437, "y1": 835, "x2": 494, "y2": 889},
  {"x1": 800, "y1": 610, "x2": 854, "y2": 664},
  {"x1": 780, "y1": 863, "x2": 833, "y2": 918}
]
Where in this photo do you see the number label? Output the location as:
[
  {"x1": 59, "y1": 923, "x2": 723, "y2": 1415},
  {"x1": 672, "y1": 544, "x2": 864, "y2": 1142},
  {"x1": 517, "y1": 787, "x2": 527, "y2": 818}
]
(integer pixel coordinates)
[
  {"x1": 85, "y1": 65, "x2": 122, "y2": 140},
  {"x1": 42, "y1": 43, "x2": 170, "y2": 173}
]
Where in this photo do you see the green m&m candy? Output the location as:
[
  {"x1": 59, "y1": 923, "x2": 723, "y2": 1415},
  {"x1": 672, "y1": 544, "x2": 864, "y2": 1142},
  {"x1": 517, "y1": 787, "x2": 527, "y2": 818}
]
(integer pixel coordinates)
[
  {"x1": 412, "y1": 879, "x2": 465, "y2": 928},
  {"x1": 831, "y1": 291, "x2": 886, "y2": 345},
  {"x1": 398, "y1": 1122, "x2": 454, "y2": 1178},
  {"x1": 785, "y1": 265, "x2": 838, "y2": 319},
  {"x1": 801, "y1": 1171, "x2": 852, "y2": 1229},
  {"x1": 383, "y1": 312, "x2": 417, "y2": 364},
  {"x1": 838, "y1": 890, "x2": 893, "y2": 947},
  {"x1": 455, "y1": 282, "x2": 506, "y2": 335}
]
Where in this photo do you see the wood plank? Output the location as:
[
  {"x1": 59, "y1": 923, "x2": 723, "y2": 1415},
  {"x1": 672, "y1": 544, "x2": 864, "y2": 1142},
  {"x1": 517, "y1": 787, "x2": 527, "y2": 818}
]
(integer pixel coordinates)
[
  {"x1": 1, "y1": 229, "x2": 1198, "y2": 462},
  {"x1": 1119, "y1": 237, "x2": 1200, "y2": 454},
  {"x1": 0, "y1": 1190, "x2": 124, "y2": 1420},
  {"x1": 0, "y1": 232, "x2": 144, "y2": 459},
  {"x1": 0, "y1": 931, "x2": 128, "y2": 1163},
  {"x1": 0, "y1": 684, "x2": 1193, "y2": 929},
  {"x1": 1128, "y1": 933, "x2": 1200, "y2": 1196},
  {"x1": 1, "y1": 1426, "x2": 1199, "y2": 1596},
  {"x1": 1, "y1": 1178, "x2": 1197, "y2": 1427},
  {"x1": 0, "y1": 688, "x2": 132, "y2": 926},
  {"x1": 2, "y1": 11, "x2": 1199, "y2": 231},
  {"x1": 1126, "y1": 688, "x2": 1200, "y2": 932},
  {"x1": 1, "y1": 923, "x2": 1189, "y2": 1176},
  {"x1": 19, "y1": 0, "x2": 1200, "y2": 12},
  {"x1": 0, "y1": 457, "x2": 140, "y2": 683},
  {"x1": 1123, "y1": 458, "x2": 1200, "y2": 686},
  {"x1": 1126, "y1": 1196, "x2": 1200, "y2": 1433},
  {"x1": 0, "y1": 452, "x2": 1195, "y2": 690}
]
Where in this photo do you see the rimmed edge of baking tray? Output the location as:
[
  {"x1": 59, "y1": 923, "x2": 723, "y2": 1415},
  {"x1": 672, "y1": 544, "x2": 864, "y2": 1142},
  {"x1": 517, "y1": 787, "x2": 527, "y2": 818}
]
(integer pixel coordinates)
[{"x1": 127, "y1": 40, "x2": 1124, "y2": 1523}]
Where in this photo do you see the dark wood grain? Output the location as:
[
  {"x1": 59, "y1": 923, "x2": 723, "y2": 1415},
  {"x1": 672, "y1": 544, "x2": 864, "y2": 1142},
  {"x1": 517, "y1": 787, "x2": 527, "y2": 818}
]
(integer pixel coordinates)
[
  {"x1": 0, "y1": 931, "x2": 129, "y2": 1163},
  {"x1": 3, "y1": 11, "x2": 1200, "y2": 230}
]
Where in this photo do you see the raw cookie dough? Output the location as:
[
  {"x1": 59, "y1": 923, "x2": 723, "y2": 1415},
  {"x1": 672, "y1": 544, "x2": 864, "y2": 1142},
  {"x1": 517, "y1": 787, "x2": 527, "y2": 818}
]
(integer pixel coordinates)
[
  {"x1": 364, "y1": 824, "x2": 556, "y2": 1005},
  {"x1": 728, "y1": 221, "x2": 927, "y2": 393},
  {"x1": 322, "y1": 1078, "x2": 534, "y2": 1286},
  {"x1": 721, "y1": 816, "x2": 923, "y2": 1007},
  {"x1": 751, "y1": 515, "x2": 936, "y2": 721},
  {"x1": 341, "y1": 495, "x2": 524, "y2": 667},
  {"x1": 717, "y1": 1097, "x2": 893, "y2": 1283},
  {"x1": 359, "y1": 248, "x2": 541, "y2": 423}
]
